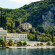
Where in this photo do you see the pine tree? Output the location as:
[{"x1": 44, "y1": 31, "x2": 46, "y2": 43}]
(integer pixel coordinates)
[
  {"x1": 0, "y1": 8, "x2": 3, "y2": 27},
  {"x1": 11, "y1": 22, "x2": 13, "y2": 33},
  {"x1": 4, "y1": 10, "x2": 7, "y2": 30}
]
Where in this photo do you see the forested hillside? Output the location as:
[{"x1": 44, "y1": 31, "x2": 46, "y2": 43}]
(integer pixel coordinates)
[
  {"x1": 0, "y1": 0, "x2": 55, "y2": 27},
  {"x1": 0, "y1": 0, "x2": 55, "y2": 42}
]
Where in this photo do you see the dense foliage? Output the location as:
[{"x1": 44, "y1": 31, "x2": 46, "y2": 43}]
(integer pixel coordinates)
[
  {"x1": 0, "y1": 0, "x2": 55, "y2": 27},
  {"x1": 47, "y1": 41, "x2": 51, "y2": 45},
  {"x1": 0, "y1": 0, "x2": 55, "y2": 42},
  {"x1": 0, "y1": 39, "x2": 5, "y2": 47},
  {"x1": 8, "y1": 39, "x2": 13, "y2": 46},
  {"x1": 17, "y1": 41, "x2": 27, "y2": 46}
]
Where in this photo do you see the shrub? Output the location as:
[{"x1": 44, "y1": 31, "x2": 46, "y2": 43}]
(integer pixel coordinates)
[
  {"x1": 40, "y1": 43, "x2": 43, "y2": 46},
  {"x1": 23, "y1": 41, "x2": 27, "y2": 46},
  {"x1": 37, "y1": 43, "x2": 40, "y2": 46},
  {"x1": 47, "y1": 41, "x2": 51, "y2": 45},
  {"x1": 53, "y1": 42, "x2": 55, "y2": 46},
  {"x1": 8, "y1": 39, "x2": 13, "y2": 46},
  {"x1": 17, "y1": 41, "x2": 23, "y2": 46},
  {"x1": 0, "y1": 39, "x2": 5, "y2": 47}
]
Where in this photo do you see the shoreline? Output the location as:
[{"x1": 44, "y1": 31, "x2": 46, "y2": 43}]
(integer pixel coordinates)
[{"x1": 8, "y1": 46, "x2": 55, "y2": 48}]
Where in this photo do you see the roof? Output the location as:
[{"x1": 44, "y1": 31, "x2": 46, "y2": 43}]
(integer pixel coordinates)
[
  {"x1": 0, "y1": 28, "x2": 7, "y2": 32},
  {"x1": 7, "y1": 33, "x2": 27, "y2": 36},
  {"x1": 21, "y1": 22, "x2": 31, "y2": 25}
]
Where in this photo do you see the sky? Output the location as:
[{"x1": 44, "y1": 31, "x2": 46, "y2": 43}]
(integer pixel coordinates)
[{"x1": 0, "y1": 0, "x2": 40, "y2": 9}]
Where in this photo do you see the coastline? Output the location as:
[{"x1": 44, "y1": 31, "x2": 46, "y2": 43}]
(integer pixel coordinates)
[{"x1": 8, "y1": 46, "x2": 55, "y2": 48}]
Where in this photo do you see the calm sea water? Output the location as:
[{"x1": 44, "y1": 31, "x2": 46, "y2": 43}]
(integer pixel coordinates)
[{"x1": 0, "y1": 48, "x2": 55, "y2": 55}]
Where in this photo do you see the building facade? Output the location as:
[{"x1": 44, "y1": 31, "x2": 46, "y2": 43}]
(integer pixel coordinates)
[
  {"x1": 0, "y1": 28, "x2": 7, "y2": 40},
  {"x1": 21, "y1": 23, "x2": 32, "y2": 30},
  {"x1": 6, "y1": 33, "x2": 27, "y2": 43},
  {"x1": 0, "y1": 28, "x2": 27, "y2": 43}
]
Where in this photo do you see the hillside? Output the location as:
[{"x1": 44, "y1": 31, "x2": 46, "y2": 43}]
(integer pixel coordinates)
[
  {"x1": 0, "y1": 0, "x2": 55, "y2": 28},
  {"x1": 0, "y1": 0, "x2": 55, "y2": 42}
]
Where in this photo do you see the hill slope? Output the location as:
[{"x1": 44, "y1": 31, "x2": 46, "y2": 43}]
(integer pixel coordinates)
[
  {"x1": 0, "y1": 0, "x2": 55, "y2": 28},
  {"x1": 0, "y1": 0, "x2": 55, "y2": 41}
]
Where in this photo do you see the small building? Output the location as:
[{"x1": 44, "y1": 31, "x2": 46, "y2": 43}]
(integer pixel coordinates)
[{"x1": 21, "y1": 23, "x2": 32, "y2": 30}]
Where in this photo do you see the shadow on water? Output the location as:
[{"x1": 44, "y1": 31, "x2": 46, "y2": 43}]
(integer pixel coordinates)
[{"x1": 0, "y1": 48, "x2": 55, "y2": 55}]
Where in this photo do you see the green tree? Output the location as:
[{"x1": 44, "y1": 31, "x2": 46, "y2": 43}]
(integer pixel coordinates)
[
  {"x1": 2, "y1": 10, "x2": 7, "y2": 29},
  {"x1": 17, "y1": 41, "x2": 23, "y2": 46},
  {"x1": 11, "y1": 22, "x2": 13, "y2": 33},
  {"x1": 36, "y1": 25, "x2": 46, "y2": 33},
  {"x1": 37, "y1": 43, "x2": 40, "y2": 46},
  {"x1": 0, "y1": 8, "x2": 7, "y2": 29},
  {"x1": 1, "y1": 41, "x2": 5, "y2": 47},
  {"x1": 23, "y1": 41, "x2": 27, "y2": 46},
  {"x1": 53, "y1": 42, "x2": 55, "y2": 46},
  {"x1": 0, "y1": 8, "x2": 3, "y2": 27},
  {"x1": 29, "y1": 28, "x2": 36, "y2": 34},
  {"x1": 15, "y1": 21, "x2": 20, "y2": 28},
  {"x1": 47, "y1": 41, "x2": 51, "y2": 45},
  {"x1": 0, "y1": 39, "x2": 5, "y2": 47},
  {"x1": 8, "y1": 39, "x2": 13, "y2": 46},
  {"x1": 40, "y1": 43, "x2": 43, "y2": 45}
]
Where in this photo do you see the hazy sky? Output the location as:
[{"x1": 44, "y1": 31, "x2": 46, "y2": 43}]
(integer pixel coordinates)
[{"x1": 0, "y1": 0, "x2": 40, "y2": 9}]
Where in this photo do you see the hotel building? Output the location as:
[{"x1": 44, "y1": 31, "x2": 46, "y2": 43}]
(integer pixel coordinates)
[
  {"x1": 0, "y1": 28, "x2": 27, "y2": 43},
  {"x1": 6, "y1": 33, "x2": 27, "y2": 43}
]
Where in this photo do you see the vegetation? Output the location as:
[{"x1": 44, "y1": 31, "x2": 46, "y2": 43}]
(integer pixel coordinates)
[
  {"x1": 47, "y1": 41, "x2": 51, "y2": 45},
  {"x1": 37, "y1": 43, "x2": 40, "y2": 46},
  {"x1": 23, "y1": 41, "x2": 27, "y2": 46},
  {"x1": 0, "y1": 0, "x2": 55, "y2": 42},
  {"x1": 8, "y1": 39, "x2": 13, "y2": 46},
  {"x1": 0, "y1": 39, "x2": 5, "y2": 47},
  {"x1": 53, "y1": 42, "x2": 55, "y2": 46},
  {"x1": 17, "y1": 41, "x2": 23, "y2": 46},
  {"x1": 0, "y1": 0, "x2": 55, "y2": 27},
  {"x1": 40, "y1": 43, "x2": 43, "y2": 46},
  {"x1": 17, "y1": 41, "x2": 27, "y2": 46},
  {"x1": 0, "y1": 39, "x2": 27, "y2": 47},
  {"x1": 37, "y1": 43, "x2": 43, "y2": 46}
]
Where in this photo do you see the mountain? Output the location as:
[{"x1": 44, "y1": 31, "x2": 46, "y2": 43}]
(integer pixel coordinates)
[
  {"x1": 0, "y1": 0, "x2": 55, "y2": 28},
  {"x1": 42, "y1": 7, "x2": 55, "y2": 28},
  {"x1": 0, "y1": 0, "x2": 55, "y2": 41}
]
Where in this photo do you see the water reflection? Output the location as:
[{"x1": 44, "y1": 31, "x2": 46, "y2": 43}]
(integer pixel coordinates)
[{"x1": 0, "y1": 48, "x2": 55, "y2": 55}]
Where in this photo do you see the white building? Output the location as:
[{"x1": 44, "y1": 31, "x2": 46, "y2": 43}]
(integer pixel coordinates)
[
  {"x1": 0, "y1": 28, "x2": 28, "y2": 43},
  {"x1": 6, "y1": 33, "x2": 27, "y2": 43},
  {"x1": 21, "y1": 23, "x2": 32, "y2": 30},
  {"x1": 0, "y1": 28, "x2": 7, "y2": 40}
]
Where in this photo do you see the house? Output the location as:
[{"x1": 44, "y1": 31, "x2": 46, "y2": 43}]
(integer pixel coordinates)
[{"x1": 21, "y1": 23, "x2": 32, "y2": 30}]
